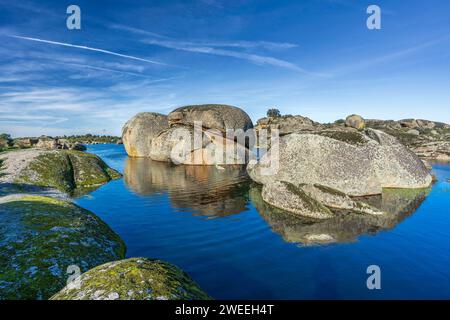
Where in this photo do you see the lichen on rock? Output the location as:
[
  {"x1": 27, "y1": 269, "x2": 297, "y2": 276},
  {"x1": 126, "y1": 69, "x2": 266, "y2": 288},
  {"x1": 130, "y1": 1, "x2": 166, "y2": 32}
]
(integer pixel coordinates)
[
  {"x1": 51, "y1": 258, "x2": 211, "y2": 300},
  {"x1": 0, "y1": 195, "x2": 126, "y2": 300},
  {"x1": 11, "y1": 149, "x2": 121, "y2": 195}
]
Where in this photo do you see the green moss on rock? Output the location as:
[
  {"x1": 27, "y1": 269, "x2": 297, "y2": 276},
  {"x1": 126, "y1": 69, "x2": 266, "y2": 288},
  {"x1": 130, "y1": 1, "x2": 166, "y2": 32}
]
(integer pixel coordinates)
[
  {"x1": 315, "y1": 130, "x2": 368, "y2": 146},
  {"x1": 51, "y1": 258, "x2": 211, "y2": 300},
  {"x1": 0, "y1": 196, "x2": 126, "y2": 300},
  {"x1": 14, "y1": 150, "x2": 121, "y2": 195}
]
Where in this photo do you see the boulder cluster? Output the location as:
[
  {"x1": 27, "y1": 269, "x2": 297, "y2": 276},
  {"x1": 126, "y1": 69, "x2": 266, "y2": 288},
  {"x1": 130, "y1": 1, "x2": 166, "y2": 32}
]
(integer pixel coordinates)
[
  {"x1": 122, "y1": 104, "x2": 254, "y2": 165},
  {"x1": 14, "y1": 136, "x2": 86, "y2": 151},
  {"x1": 123, "y1": 108, "x2": 436, "y2": 221}
]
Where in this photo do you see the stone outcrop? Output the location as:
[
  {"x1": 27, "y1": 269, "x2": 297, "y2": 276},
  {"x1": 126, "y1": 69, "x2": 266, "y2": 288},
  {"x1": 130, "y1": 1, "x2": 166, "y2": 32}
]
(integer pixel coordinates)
[
  {"x1": 345, "y1": 114, "x2": 365, "y2": 130},
  {"x1": 262, "y1": 181, "x2": 333, "y2": 219},
  {"x1": 255, "y1": 115, "x2": 322, "y2": 136},
  {"x1": 364, "y1": 118, "x2": 450, "y2": 160},
  {"x1": 168, "y1": 104, "x2": 253, "y2": 132},
  {"x1": 1, "y1": 149, "x2": 121, "y2": 195},
  {"x1": 121, "y1": 112, "x2": 169, "y2": 157},
  {"x1": 150, "y1": 125, "x2": 252, "y2": 165},
  {"x1": 51, "y1": 258, "x2": 210, "y2": 300},
  {"x1": 124, "y1": 105, "x2": 254, "y2": 165},
  {"x1": 261, "y1": 181, "x2": 384, "y2": 220},
  {"x1": 248, "y1": 127, "x2": 432, "y2": 197},
  {"x1": 0, "y1": 195, "x2": 126, "y2": 300}
]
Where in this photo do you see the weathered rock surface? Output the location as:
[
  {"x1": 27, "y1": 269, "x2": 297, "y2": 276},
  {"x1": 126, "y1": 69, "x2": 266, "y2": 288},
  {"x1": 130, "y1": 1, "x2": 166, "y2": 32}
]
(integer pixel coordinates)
[
  {"x1": 255, "y1": 115, "x2": 322, "y2": 136},
  {"x1": 248, "y1": 128, "x2": 432, "y2": 196},
  {"x1": 261, "y1": 181, "x2": 384, "y2": 220},
  {"x1": 0, "y1": 195, "x2": 126, "y2": 300},
  {"x1": 300, "y1": 184, "x2": 384, "y2": 215},
  {"x1": 168, "y1": 104, "x2": 253, "y2": 132},
  {"x1": 261, "y1": 181, "x2": 333, "y2": 219},
  {"x1": 150, "y1": 125, "x2": 252, "y2": 165},
  {"x1": 121, "y1": 112, "x2": 168, "y2": 157},
  {"x1": 51, "y1": 258, "x2": 210, "y2": 300},
  {"x1": 0, "y1": 149, "x2": 121, "y2": 195},
  {"x1": 364, "y1": 118, "x2": 450, "y2": 160},
  {"x1": 345, "y1": 114, "x2": 365, "y2": 130}
]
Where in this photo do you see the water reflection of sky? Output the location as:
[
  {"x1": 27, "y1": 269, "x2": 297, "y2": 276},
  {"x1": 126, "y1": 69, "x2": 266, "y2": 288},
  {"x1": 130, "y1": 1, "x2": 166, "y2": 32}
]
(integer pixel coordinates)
[{"x1": 77, "y1": 144, "x2": 450, "y2": 299}]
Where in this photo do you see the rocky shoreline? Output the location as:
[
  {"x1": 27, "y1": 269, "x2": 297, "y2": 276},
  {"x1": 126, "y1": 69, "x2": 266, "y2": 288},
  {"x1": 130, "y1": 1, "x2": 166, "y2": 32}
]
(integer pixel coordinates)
[
  {"x1": 0, "y1": 147, "x2": 209, "y2": 300},
  {"x1": 1, "y1": 104, "x2": 448, "y2": 299}
]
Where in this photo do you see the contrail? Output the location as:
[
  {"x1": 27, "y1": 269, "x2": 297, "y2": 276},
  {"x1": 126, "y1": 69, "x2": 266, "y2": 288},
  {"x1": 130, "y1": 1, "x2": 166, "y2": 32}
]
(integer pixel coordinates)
[{"x1": 10, "y1": 35, "x2": 167, "y2": 66}]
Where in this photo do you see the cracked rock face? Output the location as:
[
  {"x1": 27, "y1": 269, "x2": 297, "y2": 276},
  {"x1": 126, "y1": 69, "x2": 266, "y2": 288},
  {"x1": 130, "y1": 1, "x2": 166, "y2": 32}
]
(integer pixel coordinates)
[
  {"x1": 248, "y1": 128, "x2": 432, "y2": 197},
  {"x1": 0, "y1": 195, "x2": 126, "y2": 300},
  {"x1": 51, "y1": 258, "x2": 211, "y2": 300}
]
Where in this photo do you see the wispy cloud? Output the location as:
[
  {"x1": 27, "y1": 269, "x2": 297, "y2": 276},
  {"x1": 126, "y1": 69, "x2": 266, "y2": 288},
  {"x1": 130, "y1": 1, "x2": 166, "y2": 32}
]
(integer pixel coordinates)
[
  {"x1": 112, "y1": 24, "x2": 298, "y2": 50},
  {"x1": 111, "y1": 25, "x2": 323, "y2": 75},
  {"x1": 331, "y1": 38, "x2": 448, "y2": 76},
  {"x1": 9, "y1": 35, "x2": 168, "y2": 66}
]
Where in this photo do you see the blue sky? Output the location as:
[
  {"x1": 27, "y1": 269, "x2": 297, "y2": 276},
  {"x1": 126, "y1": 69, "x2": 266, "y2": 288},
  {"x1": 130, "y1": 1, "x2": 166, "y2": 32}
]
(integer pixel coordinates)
[{"x1": 0, "y1": 0, "x2": 449, "y2": 137}]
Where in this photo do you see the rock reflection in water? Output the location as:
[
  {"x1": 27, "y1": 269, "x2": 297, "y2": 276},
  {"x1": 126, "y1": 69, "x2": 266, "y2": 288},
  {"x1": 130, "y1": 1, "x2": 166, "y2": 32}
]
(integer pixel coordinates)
[
  {"x1": 124, "y1": 158, "x2": 251, "y2": 217},
  {"x1": 250, "y1": 186, "x2": 430, "y2": 246}
]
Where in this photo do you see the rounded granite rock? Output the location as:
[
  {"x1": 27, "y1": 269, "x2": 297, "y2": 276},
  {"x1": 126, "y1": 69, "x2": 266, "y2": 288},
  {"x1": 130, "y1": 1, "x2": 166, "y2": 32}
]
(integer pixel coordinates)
[
  {"x1": 0, "y1": 195, "x2": 126, "y2": 300},
  {"x1": 122, "y1": 112, "x2": 169, "y2": 157},
  {"x1": 168, "y1": 104, "x2": 253, "y2": 132},
  {"x1": 345, "y1": 114, "x2": 366, "y2": 130},
  {"x1": 248, "y1": 128, "x2": 432, "y2": 196},
  {"x1": 51, "y1": 258, "x2": 211, "y2": 300}
]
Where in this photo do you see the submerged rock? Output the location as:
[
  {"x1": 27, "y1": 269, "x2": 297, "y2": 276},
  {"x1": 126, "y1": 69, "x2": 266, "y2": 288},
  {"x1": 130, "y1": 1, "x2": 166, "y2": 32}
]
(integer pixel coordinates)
[
  {"x1": 1, "y1": 149, "x2": 121, "y2": 196},
  {"x1": 0, "y1": 195, "x2": 126, "y2": 300},
  {"x1": 122, "y1": 112, "x2": 169, "y2": 157},
  {"x1": 51, "y1": 258, "x2": 211, "y2": 300},
  {"x1": 248, "y1": 128, "x2": 432, "y2": 196}
]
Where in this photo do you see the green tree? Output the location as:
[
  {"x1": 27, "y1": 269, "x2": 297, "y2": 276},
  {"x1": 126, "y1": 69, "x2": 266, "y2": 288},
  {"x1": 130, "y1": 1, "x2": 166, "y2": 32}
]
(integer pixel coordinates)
[{"x1": 267, "y1": 108, "x2": 281, "y2": 118}]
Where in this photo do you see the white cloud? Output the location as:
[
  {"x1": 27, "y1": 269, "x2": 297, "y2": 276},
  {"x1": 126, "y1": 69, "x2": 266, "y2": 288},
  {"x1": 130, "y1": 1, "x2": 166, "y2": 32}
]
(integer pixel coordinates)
[{"x1": 9, "y1": 35, "x2": 168, "y2": 66}]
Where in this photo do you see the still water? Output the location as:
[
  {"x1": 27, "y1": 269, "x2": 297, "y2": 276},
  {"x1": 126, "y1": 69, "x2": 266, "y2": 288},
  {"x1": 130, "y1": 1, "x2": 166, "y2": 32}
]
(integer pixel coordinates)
[{"x1": 76, "y1": 144, "x2": 450, "y2": 299}]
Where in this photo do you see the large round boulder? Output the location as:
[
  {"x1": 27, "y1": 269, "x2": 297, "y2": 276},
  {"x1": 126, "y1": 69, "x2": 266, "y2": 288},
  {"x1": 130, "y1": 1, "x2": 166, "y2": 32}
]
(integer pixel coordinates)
[
  {"x1": 168, "y1": 104, "x2": 253, "y2": 132},
  {"x1": 0, "y1": 195, "x2": 126, "y2": 300},
  {"x1": 248, "y1": 128, "x2": 432, "y2": 196},
  {"x1": 150, "y1": 125, "x2": 253, "y2": 165},
  {"x1": 51, "y1": 258, "x2": 211, "y2": 300},
  {"x1": 122, "y1": 112, "x2": 168, "y2": 157}
]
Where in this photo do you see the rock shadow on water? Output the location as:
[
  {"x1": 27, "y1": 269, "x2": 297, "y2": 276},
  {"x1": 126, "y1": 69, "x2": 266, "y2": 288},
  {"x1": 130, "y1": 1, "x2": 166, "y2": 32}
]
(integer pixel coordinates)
[
  {"x1": 249, "y1": 185, "x2": 430, "y2": 246},
  {"x1": 124, "y1": 157, "x2": 251, "y2": 218}
]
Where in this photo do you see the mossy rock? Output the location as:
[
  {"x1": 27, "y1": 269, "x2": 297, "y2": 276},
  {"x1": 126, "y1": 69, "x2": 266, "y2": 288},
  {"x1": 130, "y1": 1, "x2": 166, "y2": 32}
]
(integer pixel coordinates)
[
  {"x1": 314, "y1": 130, "x2": 368, "y2": 146},
  {"x1": 261, "y1": 180, "x2": 334, "y2": 219},
  {"x1": 0, "y1": 196, "x2": 126, "y2": 300},
  {"x1": 14, "y1": 150, "x2": 121, "y2": 196},
  {"x1": 51, "y1": 258, "x2": 211, "y2": 300}
]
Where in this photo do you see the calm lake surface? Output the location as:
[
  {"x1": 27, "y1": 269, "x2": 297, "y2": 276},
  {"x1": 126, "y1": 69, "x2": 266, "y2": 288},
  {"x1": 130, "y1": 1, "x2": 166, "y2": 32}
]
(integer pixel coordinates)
[{"x1": 76, "y1": 144, "x2": 450, "y2": 299}]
